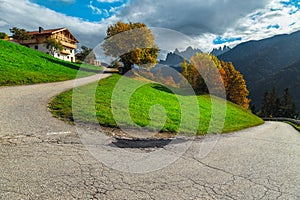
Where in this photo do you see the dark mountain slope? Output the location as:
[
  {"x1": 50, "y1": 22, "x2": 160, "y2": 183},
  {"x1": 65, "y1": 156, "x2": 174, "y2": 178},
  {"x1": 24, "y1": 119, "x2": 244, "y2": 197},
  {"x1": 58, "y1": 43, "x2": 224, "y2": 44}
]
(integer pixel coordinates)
[
  {"x1": 251, "y1": 59, "x2": 300, "y2": 111},
  {"x1": 218, "y1": 30, "x2": 300, "y2": 111},
  {"x1": 218, "y1": 30, "x2": 300, "y2": 83}
]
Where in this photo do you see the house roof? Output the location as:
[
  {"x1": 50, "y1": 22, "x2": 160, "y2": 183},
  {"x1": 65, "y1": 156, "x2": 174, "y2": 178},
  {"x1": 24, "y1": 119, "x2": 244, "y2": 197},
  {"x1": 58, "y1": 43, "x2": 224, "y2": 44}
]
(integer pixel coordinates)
[{"x1": 27, "y1": 27, "x2": 79, "y2": 43}]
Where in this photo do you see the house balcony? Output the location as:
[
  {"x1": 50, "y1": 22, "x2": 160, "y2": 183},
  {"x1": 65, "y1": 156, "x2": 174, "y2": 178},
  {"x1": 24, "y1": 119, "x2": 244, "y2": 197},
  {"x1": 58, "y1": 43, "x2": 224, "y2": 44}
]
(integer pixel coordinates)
[
  {"x1": 60, "y1": 41, "x2": 76, "y2": 49},
  {"x1": 61, "y1": 49, "x2": 71, "y2": 55}
]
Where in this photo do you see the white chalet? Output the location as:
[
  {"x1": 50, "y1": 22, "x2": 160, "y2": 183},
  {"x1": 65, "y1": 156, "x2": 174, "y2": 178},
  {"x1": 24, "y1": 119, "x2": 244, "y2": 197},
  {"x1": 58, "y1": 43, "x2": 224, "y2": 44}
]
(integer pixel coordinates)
[{"x1": 14, "y1": 27, "x2": 79, "y2": 62}]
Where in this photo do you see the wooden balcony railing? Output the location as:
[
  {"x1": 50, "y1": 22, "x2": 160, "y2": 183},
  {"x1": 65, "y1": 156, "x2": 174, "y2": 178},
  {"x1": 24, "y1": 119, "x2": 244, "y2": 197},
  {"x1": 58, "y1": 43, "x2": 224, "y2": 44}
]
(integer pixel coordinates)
[
  {"x1": 61, "y1": 49, "x2": 71, "y2": 55},
  {"x1": 60, "y1": 41, "x2": 76, "y2": 49}
]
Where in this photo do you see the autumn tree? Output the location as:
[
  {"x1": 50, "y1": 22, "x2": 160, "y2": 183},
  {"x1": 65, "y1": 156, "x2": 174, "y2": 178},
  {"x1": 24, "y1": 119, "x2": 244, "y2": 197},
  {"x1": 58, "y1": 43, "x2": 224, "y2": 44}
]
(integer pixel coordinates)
[
  {"x1": 180, "y1": 58, "x2": 205, "y2": 93},
  {"x1": 44, "y1": 37, "x2": 63, "y2": 56},
  {"x1": 0, "y1": 32, "x2": 8, "y2": 40},
  {"x1": 181, "y1": 53, "x2": 224, "y2": 95},
  {"x1": 102, "y1": 21, "x2": 159, "y2": 74},
  {"x1": 180, "y1": 53, "x2": 250, "y2": 108},
  {"x1": 219, "y1": 61, "x2": 249, "y2": 109},
  {"x1": 9, "y1": 27, "x2": 32, "y2": 41}
]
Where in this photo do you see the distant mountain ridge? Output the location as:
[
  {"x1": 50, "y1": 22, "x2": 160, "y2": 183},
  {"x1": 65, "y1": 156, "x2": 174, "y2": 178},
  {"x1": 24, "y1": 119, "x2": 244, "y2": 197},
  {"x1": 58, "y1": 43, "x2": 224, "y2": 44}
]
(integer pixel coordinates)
[
  {"x1": 159, "y1": 46, "x2": 202, "y2": 67},
  {"x1": 210, "y1": 45, "x2": 231, "y2": 56},
  {"x1": 173, "y1": 46, "x2": 202, "y2": 61},
  {"x1": 218, "y1": 30, "x2": 300, "y2": 112},
  {"x1": 251, "y1": 58, "x2": 300, "y2": 110}
]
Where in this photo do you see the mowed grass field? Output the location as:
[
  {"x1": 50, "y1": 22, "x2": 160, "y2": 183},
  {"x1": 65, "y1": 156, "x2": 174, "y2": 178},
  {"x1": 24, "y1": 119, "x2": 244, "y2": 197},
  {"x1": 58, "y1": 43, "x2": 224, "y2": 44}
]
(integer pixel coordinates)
[
  {"x1": 0, "y1": 40, "x2": 101, "y2": 86},
  {"x1": 49, "y1": 74, "x2": 264, "y2": 135}
]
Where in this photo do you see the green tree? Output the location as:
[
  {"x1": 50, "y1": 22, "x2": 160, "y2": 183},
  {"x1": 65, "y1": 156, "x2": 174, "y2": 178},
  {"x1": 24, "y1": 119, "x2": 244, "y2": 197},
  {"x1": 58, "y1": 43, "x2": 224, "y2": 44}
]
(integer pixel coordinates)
[
  {"x1": 76, "y1": 45, "x2": 96, "y2": 64},
  {"x1": 0, "y1": 32, "x2": 8, "y2": 40},
  {"x1": 261, "y1": 91, "x2": 271, "y2": 117},
  {"x1": 102, "y1": 21, "x2": 159, "y2": 74},
  {"x1": 9, "y1": 27, "x2": 32, "y2": 41},
  {"x1": 280, "y1": 88, "x2": 298, "y2": 118},
  {"x1": 269, "y1": 88, "x2": 280, "y2": 117},
  {"x1": 260, "y1": 87, "x2": 297, "y2": 118},
  {"x1": 261, "y1": 88, "x2": 281, "y2": 117},
  {"x1": 44, "y1": 38, "x2": 63, "y2": 56}
]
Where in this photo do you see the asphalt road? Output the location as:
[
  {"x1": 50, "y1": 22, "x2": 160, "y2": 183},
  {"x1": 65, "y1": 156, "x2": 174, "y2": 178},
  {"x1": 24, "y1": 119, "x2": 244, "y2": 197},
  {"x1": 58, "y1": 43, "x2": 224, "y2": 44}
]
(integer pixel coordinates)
[{"x1": 0, "y1": 74, "x2": 299, "y2": 199}]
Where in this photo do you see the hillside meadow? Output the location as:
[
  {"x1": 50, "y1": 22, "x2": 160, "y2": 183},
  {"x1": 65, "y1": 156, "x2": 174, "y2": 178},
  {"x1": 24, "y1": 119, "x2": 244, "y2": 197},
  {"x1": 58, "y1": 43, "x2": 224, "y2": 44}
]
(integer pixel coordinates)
[
  {"x1": 0, "y1": 40, "x2": 101, "y2": 86},
  {"x1": 49, "y1": 74, "x2": 264, "y2": 136}
]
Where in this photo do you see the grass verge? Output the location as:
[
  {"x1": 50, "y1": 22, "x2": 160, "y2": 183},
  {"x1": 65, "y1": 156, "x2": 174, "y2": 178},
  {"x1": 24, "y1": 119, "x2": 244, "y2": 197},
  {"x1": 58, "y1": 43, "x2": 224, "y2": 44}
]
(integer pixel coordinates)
[
  {"x1": 49, "y1": 74, "x2": 264, "y2": 135},
  {"x1": 284, "y1": 121, "x2": 300, "y2": 132}
]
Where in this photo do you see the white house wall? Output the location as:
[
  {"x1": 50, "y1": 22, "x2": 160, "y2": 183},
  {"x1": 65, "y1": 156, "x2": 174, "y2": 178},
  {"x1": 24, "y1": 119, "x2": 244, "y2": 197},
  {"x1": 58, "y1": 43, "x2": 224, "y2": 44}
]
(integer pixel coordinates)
[{"x1": 28, "y1": 43, "x2": 76, "y2": 62}]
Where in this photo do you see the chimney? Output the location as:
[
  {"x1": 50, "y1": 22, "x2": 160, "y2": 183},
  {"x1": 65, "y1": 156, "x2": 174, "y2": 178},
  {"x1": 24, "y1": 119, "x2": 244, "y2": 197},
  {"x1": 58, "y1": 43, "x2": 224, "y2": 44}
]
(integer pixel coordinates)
[{"x1": 39, "y1": 27, "x2": 44, "y2": 33}]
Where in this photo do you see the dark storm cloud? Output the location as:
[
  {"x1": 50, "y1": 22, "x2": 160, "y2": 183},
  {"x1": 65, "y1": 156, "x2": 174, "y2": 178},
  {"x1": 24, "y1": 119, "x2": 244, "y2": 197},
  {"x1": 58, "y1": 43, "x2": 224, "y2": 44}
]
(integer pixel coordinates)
[{"x1": 118, "y1": 0, "x2": 269, "y2": 35}]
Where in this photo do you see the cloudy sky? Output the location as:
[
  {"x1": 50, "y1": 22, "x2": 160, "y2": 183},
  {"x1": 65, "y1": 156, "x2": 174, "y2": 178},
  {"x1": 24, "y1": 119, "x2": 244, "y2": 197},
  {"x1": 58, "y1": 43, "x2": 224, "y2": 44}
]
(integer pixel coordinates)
[{"x1": 1, "y1": 0, "x2": 300, "y2": 52}]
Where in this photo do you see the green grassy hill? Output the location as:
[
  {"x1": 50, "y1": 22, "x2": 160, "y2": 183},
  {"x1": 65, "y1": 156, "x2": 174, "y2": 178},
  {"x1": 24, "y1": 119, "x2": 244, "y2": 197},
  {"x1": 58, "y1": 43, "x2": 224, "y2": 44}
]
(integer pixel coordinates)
[
  {"x1": 0, "y1": 40, "x2": 101, "y2": 86},
  {"x1": 49, "y1": 74, "x2": 264, "y2": 136}
]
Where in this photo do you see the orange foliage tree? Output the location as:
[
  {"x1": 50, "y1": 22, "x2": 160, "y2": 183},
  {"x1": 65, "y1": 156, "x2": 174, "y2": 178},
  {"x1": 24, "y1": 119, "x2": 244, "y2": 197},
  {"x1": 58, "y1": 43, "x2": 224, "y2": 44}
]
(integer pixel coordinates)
[
  {"x1": 219, "y1": 61, "x2": 249, "y2": 109},
  {"x1": 180, "y1": 53, "x2": 250, "y2": 108}
]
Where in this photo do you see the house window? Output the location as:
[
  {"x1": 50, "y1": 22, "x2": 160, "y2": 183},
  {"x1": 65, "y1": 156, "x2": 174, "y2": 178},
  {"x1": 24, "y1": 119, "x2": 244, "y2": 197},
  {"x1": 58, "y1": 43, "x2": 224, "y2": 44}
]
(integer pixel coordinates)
[
  {"x1": 57, "y1": 54, "x2": 60, "y2": 57},
  {"x1": 35, "y1": 45, "x2": 38, "y2": 50},
  {"x1": 67, "y1": 56, "x2": 69, "y2": 59}
]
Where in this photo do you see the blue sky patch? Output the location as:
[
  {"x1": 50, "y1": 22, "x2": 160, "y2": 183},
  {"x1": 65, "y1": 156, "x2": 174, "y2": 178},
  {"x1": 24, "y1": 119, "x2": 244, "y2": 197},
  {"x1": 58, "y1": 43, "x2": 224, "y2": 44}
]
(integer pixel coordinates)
[
  {"x1": 267, "y1": 24, "x2": 280, "y2": 29},
  {"x1": 280, "y1": 0, "x2": 300, "y2": 14},
  {"x1": 213, "y1": 36, "x2": 242, "y2": 45},
  {"x1": 30, "y1": 0, "x2": 126, "y2": 22},
  {"x1": 280, "y1": 0, "x2": 300, "y2": 8}
]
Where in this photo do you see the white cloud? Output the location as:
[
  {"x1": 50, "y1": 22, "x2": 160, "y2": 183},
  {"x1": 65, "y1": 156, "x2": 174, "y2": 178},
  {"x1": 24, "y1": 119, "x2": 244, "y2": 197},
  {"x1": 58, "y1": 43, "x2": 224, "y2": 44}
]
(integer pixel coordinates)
[
  {"x1": 1, "y1": 0, "x2": 300, "y2": 53},
  {"x1": 88, "y1": 0, "x2": 102, "y2": 15},
  {"x1": 109, "y1": 0, "x2": 300, "y2": 52},
  {"x1": 117, "y1": 0, "x2": 269, "y2": 35},
  {"x1": 0, "y1": 19, "x2": 8, "y2": 27},
  {"x1": 189, "y1": 0, "x2": 300, "y2": 51},
  {"x1": 0, "y1": 0, "x2": 119, "y2": 48},
  {"x1": 110, "y1": 0, "x2": 272, "y2": 51}
]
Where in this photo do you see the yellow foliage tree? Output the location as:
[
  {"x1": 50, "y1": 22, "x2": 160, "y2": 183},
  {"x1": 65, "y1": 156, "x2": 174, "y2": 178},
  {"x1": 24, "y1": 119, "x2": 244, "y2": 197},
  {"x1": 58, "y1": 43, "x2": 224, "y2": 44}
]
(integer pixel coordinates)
[
  {"x1": 181, "y1": 53, "x2": 224, "y2": 95},
  {"x1": 102, "y1": 22, "x2": 159, "y2": 73}
]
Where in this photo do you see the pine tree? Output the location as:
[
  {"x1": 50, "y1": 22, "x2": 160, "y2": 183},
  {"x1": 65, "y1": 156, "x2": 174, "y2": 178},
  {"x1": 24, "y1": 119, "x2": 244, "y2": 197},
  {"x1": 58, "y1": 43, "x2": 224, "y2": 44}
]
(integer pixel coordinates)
[
  {"x1": 261, "y1": 91, "x2": 271, "y2": 117},
  {"x1": 269, "y1": 88, "x2": 280, "y2": 117},
  {"x1": 260, "y1": 88, "x2": 298, "y2": 118},
  {"x1": 280, "y1": 88, "x2": 298, "y2": 118}
]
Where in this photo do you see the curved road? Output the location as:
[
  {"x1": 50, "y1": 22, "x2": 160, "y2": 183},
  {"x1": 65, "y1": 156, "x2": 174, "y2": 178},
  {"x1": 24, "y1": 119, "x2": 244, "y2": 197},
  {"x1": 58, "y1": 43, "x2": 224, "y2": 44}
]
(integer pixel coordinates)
[{"x1": 0, "y1": 75, "x2": 300, "y2": 199}]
